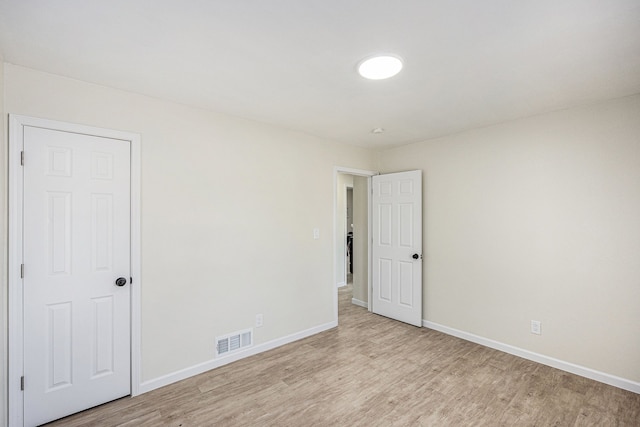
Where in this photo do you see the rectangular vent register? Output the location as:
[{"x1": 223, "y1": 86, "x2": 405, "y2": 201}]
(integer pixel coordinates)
[{"x1": 215, "y1": 329, "x2": 253, "y2": 357}]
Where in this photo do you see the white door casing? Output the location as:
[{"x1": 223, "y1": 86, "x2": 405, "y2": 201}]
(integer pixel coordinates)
[
  {"x1": 372, "y1": 170, "x2": 423, "y2": 327},
  {"x1": 9, "y1": 115, "x2": 142, "y2": 426}
]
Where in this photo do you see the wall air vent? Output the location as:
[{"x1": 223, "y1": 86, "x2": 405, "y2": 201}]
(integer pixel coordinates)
[{"x1": 215, "y1": 328, "x2": 253, "y2": 357}]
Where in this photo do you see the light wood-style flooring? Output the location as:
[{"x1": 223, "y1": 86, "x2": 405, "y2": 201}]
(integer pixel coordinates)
[{"x1": 47, "y1": 285, "x2": 640, "y2": 426}]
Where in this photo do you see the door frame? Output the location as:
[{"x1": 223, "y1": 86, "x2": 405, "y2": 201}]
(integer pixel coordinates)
[
  {"x1": 8, "y1": 115, "x2": 142, "y2": 426},
  {"x1": 333, "y1": 166, "x2": 377, "y2": 321}
]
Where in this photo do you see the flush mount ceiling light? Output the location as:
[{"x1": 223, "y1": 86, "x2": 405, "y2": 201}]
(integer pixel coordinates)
[{"x1": 358, "y1": 55, "x2": 403, "y2": 80}]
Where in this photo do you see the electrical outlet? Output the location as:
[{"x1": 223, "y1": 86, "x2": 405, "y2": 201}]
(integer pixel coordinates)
[
  {"x1": 255, "y1": 314, "x2": 263, "y2": 328},
  {"x1": 531, "y1": 320, "x2": 541, "y2": 335},
  {"x1": 313, "y1": 228, "x2": 320, "y2": 239}
]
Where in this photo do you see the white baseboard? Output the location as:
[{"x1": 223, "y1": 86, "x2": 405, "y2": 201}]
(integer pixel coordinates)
[
  {"x1": 337, "y1": 281, "x2": 346, "y2": 288},
  {"x1": 139, "y1": 318, "x2": 639, "y2": 396},
  {"x1": 138, "y1": 320, "x2": 338, "y2": 394},
  {"x1": 351, "y1": 298, "x2": 368, "y2": 308},
  {"x1": 423, "y1": 320, "x2": 640, "y2": 395}
]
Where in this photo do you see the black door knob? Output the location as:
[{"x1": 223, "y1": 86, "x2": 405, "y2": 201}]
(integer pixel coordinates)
[
  {"x1": 115, "y1": 277, "x2": 127, "y2": 287},
  {"x1": 412, "y1": 254, "x2": 420, "y2": 260}
]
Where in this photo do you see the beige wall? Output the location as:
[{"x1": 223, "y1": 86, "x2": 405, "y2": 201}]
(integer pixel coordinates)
[
  {"x1": 352, "y1": 176, "x2": 368, "y2": 304},
  {"x1": 2, "y1": 61, "x2": 638, "y2": 425},
  {"x1": 1, "y1": 64, "x2": 376, "y2": 393},
  {"x1": 378, "y1": 94, "x2": 640, "y2": 383}
]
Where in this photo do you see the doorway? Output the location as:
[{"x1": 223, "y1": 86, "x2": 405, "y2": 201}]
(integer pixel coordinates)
[
  {"x1": 346, "y1": 186, "x2": 353, "y2": 286},
  {"x1": 8, "y1": 115, "x2": 142, "y2": 426},
  {"x1": 333, "y1": 167, "x2": 376, "y2": 321},
  {"x1": 333, "y1": 167, "x2": 424, "y2": 328},
  {"x1": 335, "y1": 174, "x2": 353, "y2": 288}
]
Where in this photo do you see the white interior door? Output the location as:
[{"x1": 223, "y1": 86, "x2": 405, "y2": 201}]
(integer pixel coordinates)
[
  {"x1": 23, "y1": 125, "x2": 131, "y2": 426},
  {"x1": 372, "y1": 170, "x2": 423, "y2": 326}
]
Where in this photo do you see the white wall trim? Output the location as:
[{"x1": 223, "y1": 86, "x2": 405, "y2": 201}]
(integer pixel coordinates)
[
  {"x1": 334, "y1": 166, "x2": 378, "y2": 177},
  {"x1": 423, "y1": 320, "x2": 640, "y2": 395},
  {"x1": 366, "y1": 178, "x2": 372, "y2": 312},
  {"x1": 336, "y1": 282, "x2": 347, "y2": 288},
  {"x1": 343, "y1": 183, "x2": 353, "y2": 287},
  {"x1": 129, "y1": 130, "x2": 142, "y2": 397},
  {"x1": 351, "y1": 298, "x2": 368, "y2": 309},
  {"x1": 8, "y1": 116, "x2": 24, "y2": 427},
  {"x1": 7, "y1": 115, "x2": 143, "y2": 425},
  {"x1": 139, "y1": 320, "x2": 337, "y2": 394},
  {"x1": 338, "y1": 182, "x2": 348, "y2": 287}
]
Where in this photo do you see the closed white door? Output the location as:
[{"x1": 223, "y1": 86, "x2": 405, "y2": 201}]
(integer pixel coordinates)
[
  {"x1": 372, "y1": 170, "x2": 423, "y2": 327},
  {"x1": 23, "y1": 126, "x2": 131, "y2": 426}
]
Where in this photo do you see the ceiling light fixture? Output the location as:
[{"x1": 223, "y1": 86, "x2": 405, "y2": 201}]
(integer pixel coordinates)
[
  {"x1": 358, "y1": 55, "x2": 403, "y2": 80},
  {"x1": 371, "y1": 127, "x2": 385, "y2": 134}
]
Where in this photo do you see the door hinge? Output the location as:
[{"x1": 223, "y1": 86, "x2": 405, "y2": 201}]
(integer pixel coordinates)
[
  {"x1": 20, "y1": 264, "x2": 24, "y2": 278},
  {"x1": 20, "y1": 151, "x2": 24, "y2": 166},
  {"x1": 20, "y1": 376, "x2": 24, "y2": 391}
]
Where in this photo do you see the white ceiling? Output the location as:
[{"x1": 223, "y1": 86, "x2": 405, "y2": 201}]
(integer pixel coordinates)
[{"x1": 1, "y1": 0, "x2": 639, "y2": 148}]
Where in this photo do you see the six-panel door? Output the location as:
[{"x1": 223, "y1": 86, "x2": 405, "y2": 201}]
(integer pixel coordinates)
[
  {"x1": 372, "y1": 170, "x2": 423, "y2": 327},
  {"x1": 23, "y1": 126, "x2": 131, "y2": 426}
]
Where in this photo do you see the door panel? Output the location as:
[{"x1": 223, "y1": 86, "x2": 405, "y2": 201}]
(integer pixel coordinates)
[
  {"x1": 399, "y1": 261, "x2": 414, "y2": 306},
  {"x1": 23, "y1": 126, "x2": 131, "y2": 426},
  {"x1": 372, "y1": 170, "x2": 422, "y2": 326},
  {"x1": 92, "y1": 295, "x2": 116, "y2": 377},
  {"x1": 46, "y1": 302, "x2": 73, "y2": 391},
  {"x1": 378, "y1": 258, "x2": 392, "y2": 301}
]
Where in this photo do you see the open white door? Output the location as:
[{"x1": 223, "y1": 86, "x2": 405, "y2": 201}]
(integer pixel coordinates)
[
  {"x1": 22, "y1": 125, "x2": 132, "y2": 426},
  {"x1": 372, "y1": 170, "x2": 422, "y2": 326}
]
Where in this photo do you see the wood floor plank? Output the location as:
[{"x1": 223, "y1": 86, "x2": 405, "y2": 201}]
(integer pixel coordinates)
[{"x1": 44, "y1": 285, "x2": 640, "y2": 426}]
